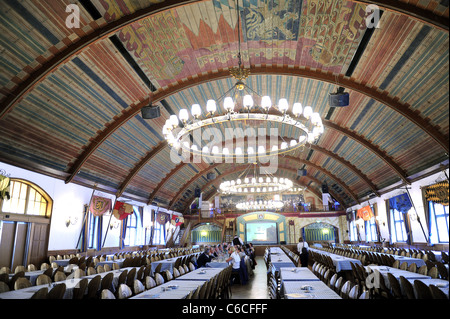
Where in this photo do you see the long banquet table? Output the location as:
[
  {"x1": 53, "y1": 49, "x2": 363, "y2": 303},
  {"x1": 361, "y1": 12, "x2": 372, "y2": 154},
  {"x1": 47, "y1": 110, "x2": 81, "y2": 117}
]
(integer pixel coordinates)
[
  {"x1": 282, "y1": 280, "x2": 342, "y2": 299},
  {"x1": 267, "y1": 247, "x2": 295, "y2": 270},
  {"x1": 130, "y1": 280, "x2": 204, "y2": 299},
  {"x1": 279, "y1": 267, "x2": 321, "y2": 282},
  {"x1": 309, "y1": 248, "x2": 362, "y2": 272}
]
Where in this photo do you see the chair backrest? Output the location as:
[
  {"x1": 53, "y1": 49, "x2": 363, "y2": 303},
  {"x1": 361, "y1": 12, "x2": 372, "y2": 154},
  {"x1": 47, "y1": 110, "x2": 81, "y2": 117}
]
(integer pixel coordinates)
[
  {"x1": 417, "y1": 265, "x2": 427, "y2": 275},
  {"x1": 113, "y1": 263, "x2": 120, "y2": 270},
  {"x1": 0, "y1": 281, "x2": 10, "y2": 293},
  {"x1": 40, "y1": 263, "x2": 50, "y2": 270},
  {"x1": 429, "y1": 284, "x2": 448, "y2": 299},
  {"x1": 178, "y1": 265, "x2": 185, "y2": 275},
  {"x1": 86, "y1": 275, "x2": 101, "y2": 299},
  {"x1": 36, "y1": 274, "x2": 52, "y2": 286},
  {"x1": 173, "y1": 267, "x2": 180, "y2": 278},
  {"x1": 155, "y1": 273, "x2": 165, "y2": 285},
  {"x1": 74, "y1": 268, "x2": 86, "y2": 278},
  {"x1": 14, "y1": 277, "x2": 32, "y2": 290},
  {"x1": 329, "y1": 274, "x2": 337, "y2": 288},
  {"x1": 103, "y1": 264, "x2": 112, "y2": 272},
  {"x1": 145, "y1": 276, "x2": 157, "y2": 289},
  {"x1": 340, "y1": 280, "x2": 351, "y2": 298},
  {"x1": 183, "y1": 264, "x2": 190, "y2": 273},
  {"x1": 87, "y1": 267, "x2": 96, "y2": 276},
  {"x1": 27, "y1": 264, "x2": 36, "y2": 272},
  {"x1": 96, "y1": 265, "x2": 105, "y2": 273},
  {"x1": 358, "y1": 290, "x2": 369, "y2": 299},
  {"x1": 386, "y1": 273, "x2": 402, "y2": 298},
  {"x1": 392, "y1": 260, "x2": 400, "y2": 269},
  {"x1": 31, "y1": 287, "x2": 48, "y2": 299},
  {"x1": 414, "y1": 280, "x2": 433, "y2": 299},
  {"x1": 72, "y1": 278, "x2": 88, "y2": 300},
  {"x1": 334, "y1": 276, "x2": 343, "y2": 292},
  {"x1": 101, "y1": 272, "x2": 114, "y2": 292},
  {"x1": 348, "y1": 284, "x2": 359, "y2": 299},
  {"x1": 399, "y1": 276, "x2": 415, "y2": 299},
  {"x1": 400, "y1": 262, "x2": 408, "y2": 270},
  {"x1": 133, "y1": 279, "x2": 145, "y2": 295},
  {"x1": 126, "y1": 268, "x2": 137, "y2": 286},
  {"x1": 154, "y1": 262, "x2": 163, "y2": 274},
  {"x1": 54, "y1": 271, "x2": 66, "y2": 282},
  {"x1": 117, "y1": 269, "x2": 128, "y2": 285},
  {"x1": 101, "y1": 289, "x2": 116, "y2": 299},
  {"x1": 189, "y1": 262, "x2": 195, "y2": 271},
  {"x1": 117, "y1": 284, "x2": 132, "y2": 299},
  {"x1": 435, "y1": 262, "x2": 448, "y2": 280},
  {"x1": 165, "y1": 269, "x2": 173, "y2": 281},
  {"x1": 427, "y1": 267, "x2": 438, "y2": 279},
  {"x1": 407, "y1": 263, "x2": 417, "y2": 273},
  {"x1": 48, "y1": 283, "x2": 67, "y2": 299},
  {"x1": 14, "y1": 265, "x2": 26, "y2": 274}
]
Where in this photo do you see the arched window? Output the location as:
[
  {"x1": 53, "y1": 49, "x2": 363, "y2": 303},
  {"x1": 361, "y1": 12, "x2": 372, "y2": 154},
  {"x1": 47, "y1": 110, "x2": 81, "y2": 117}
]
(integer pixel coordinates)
[{"x1": 1, "y1": 179, "x2": 52, "y2": 217}]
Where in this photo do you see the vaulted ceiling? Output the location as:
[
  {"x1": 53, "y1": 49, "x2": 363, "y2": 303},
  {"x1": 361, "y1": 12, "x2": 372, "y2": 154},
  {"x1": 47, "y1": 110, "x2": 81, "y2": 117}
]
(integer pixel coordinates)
[{"x1": 0, "y1": 0, "x2": 448, "y2": 212}]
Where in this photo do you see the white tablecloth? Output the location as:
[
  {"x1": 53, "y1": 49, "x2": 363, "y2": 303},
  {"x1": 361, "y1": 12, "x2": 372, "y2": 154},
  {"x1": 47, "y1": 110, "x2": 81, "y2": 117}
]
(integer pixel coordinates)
[
  {"x1": 268, "y1": 250, "x2": 295, "y2": 271},
  {"x1": 283, "y1": 281, "x2": 342, "y2": 299},
  {"x1": 309, "y1": 248, "x2": 362, "y2": 272},
  {"x1": 175, "y1": 267, "x2": 224, "y2": 281},
  {"x1": 279, "y1": 267, "x2": 320, "y2": 282},
  {"x1": 131, "y1": 280, "x2": 204, "y2": 299}
]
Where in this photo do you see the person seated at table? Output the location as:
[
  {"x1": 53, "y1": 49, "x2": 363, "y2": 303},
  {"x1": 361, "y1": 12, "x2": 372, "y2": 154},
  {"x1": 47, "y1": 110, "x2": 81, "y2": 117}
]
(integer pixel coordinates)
[
  {"x1": 197, "y1": 247, "x2": 213, "y2": 268},
  {"x1": 299, "y1": 247, "x2": 309, "y2": 267},
  {"x1": 210, "y1": 246, "x2": 218, "y2": 258}
]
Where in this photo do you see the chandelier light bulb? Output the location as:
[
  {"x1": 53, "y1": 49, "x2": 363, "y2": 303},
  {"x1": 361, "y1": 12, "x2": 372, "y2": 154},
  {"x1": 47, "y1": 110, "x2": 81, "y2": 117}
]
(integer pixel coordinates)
[
  {"x1": 303, "y1": 106, "x2": 313, "y2": 119},
  {"x1": 224, "y1": 97, "x2": 234, "y2": 111},
  {"x1": 211, "y1": 146, "x2": 219, "y2": 154},
  {"x1": 202, "y1": 146, "x2": 209, "y2": 153},
  {"x1": 261, "y1": 96, "x2": 272, "y2": 109},
  {"x1": 206, "y1": 100, "x2": 217, "y2": 114},
  {"x1": 179, "y1": 109, "x2": 189, "y2": 122},
  {"x1": 258, "y1": 145, "x2": 265, "y2": 154},
  {"x1": 243, "y1": 95, "x2": 254, "y2": 109},
  {"x1": 235, "y1": 147, "x2": 242, "y2": 156},
  {"x1": 223, "y1": 147, "x2": 230, "y2": 155},
  {"x1": 278, "y1": 98, "x2": 289, "y2": 113},
  {"x1": 170, "y1": 114, "x2": 179, "y2": 127},
  {"x1": 191, "y1": 104, "x2": 201, "y2": 118},
  {"x1": 292, "y1": 102, "x2": 302, "y2": 116},
  {"x1": 281, "y1": 142, "x2": 288, "y2": 149}
]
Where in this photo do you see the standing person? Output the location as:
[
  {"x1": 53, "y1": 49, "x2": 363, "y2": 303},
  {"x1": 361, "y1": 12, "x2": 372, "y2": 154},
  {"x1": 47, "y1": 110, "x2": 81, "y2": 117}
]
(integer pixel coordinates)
[
  {"x1": 226, "y1": 245, "x2": 242, "y2": 282},
  {"x1": 297, "y1": 237, "x2": 308, "y2": 254},
  {"x1": 299, "y1": 247, "x2": 309, "y2": 267}
]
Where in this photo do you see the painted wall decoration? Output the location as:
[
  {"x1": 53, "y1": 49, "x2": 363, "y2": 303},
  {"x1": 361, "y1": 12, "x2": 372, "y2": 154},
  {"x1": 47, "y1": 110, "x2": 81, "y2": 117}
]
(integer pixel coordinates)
[{"x1": 236, "y1": 211, "x2": 287, "y2": 243}]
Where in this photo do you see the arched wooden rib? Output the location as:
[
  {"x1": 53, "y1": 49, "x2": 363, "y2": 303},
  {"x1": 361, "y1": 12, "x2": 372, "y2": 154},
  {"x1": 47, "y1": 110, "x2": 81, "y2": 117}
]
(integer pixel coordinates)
[{"x1": 115, "y1": 140, "x2": 167, "y2": 197}]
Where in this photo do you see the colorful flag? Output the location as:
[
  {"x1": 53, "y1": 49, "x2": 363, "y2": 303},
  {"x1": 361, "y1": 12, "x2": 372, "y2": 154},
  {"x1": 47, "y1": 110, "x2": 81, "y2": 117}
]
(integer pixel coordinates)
[
  {"x1": 113, "y1": 201, "x2": 133, "y2": 220},
  {"x1": 156, "y1": 212, "x2": 170, "y2": 225},
  {"x1": 89, "y1": 196, "x2": 112, "y2": 216},
  {"x1": 171, "y1": 215, "x2": 184, "y2": 227},
  {"x1": 357, "y1": 205, "x2": 374, "y2": 221}
]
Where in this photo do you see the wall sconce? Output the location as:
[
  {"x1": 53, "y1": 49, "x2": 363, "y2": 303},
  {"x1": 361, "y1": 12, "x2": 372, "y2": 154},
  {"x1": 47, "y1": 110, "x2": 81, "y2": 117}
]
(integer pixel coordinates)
[
  {"x1": 110, "y1": 220, "x2": 120, "y2": 230},
  {"x1": 376, "y1": 216, "x2": 386, "y2": 226},
  {"x1": 65, "y1": 216, "x2": 78, "y2": 227}
]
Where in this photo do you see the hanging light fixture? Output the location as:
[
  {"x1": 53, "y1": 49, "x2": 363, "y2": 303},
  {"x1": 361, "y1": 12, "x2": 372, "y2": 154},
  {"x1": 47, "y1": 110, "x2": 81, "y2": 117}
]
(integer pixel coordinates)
[
  {"x1": 162, "y1": 0, "x2": 324, "y2": 161},
  {"x1": 236, "y1": 199, "x2": 284, "y2": 211}
]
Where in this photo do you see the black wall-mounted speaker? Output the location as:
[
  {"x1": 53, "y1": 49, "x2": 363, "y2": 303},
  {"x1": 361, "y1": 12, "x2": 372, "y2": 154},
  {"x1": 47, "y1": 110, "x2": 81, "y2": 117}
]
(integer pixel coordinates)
[
  {"x1": 141, "y1": 105, "x2": 161, "y2": 119},
  {"x1": 206, "y1": 172, "x2": 216, "y2": 180},
  {"x1": 329, "y1": 92, "x2": 349, "y2": 107},
  {"x1": 194, "y1": 186, "x2": 201, "y2": 198},
  {"x1": 322, "y1": 184, "x2": 329, "y2": 193}
]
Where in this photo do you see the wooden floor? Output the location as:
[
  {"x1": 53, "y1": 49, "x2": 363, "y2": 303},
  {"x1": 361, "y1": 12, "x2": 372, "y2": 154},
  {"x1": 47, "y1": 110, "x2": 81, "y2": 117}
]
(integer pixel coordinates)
[{"x1": 230, "y1": 256, "x2": 270, "y2": 299}]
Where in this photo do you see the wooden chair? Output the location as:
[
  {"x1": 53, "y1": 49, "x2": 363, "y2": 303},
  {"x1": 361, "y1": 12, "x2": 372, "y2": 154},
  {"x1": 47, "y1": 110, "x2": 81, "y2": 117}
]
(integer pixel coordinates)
[
  {"x1": 31, "y1": 287, "x2": 48, "y2": 299},
  {"x1": 36, "y1": 274, "x2": 52, "y2": 286},
  {"x1": 407, "y1": 263, "x2": 417, "y2": 273},
  {"x1": 165, "y1": 269, "x2": 173, "y2": 281},
  {"x1": 14, "y1": 265, "x2": 26, "y2": 274},
  {"x1": 136, "y1": 265, "x2": 145, "y2": 282},
  {"x1": 126, "y1": 268, "x2": 137, "y2": 287},
  {"x1": 103, "y1": 264, "x2": 112, "y2": 272},
  {"x1": 435, "y1": 262, "x2": 448, "y2": 280},
  {"x1": 133, "y1": 279, "x2": 145, "y2": 295},
  {"x1": 386, "y1": 273, "x2": 402, "y2": 299},
  {"x1": 14, "y1": 277, "x2": 32, "y2": 290},
  {"x1": 399, "y1": 276, "x2": 415, "y2": 299},
  {"x1": 40, "y1": 263, "x2": 50, "y2": 270},
  {"x1": 53, "y1": 271, "x2": 66, "y2": 282},
  {"x1": 85, "y1": 275, "x2": 101, "y2": 299},
  {"x1": 359, "y1": 290, "x2": 370, "y2": 299},
  {"x1": 47, "y1": 283, "x2": 67, "y2": 299},
  {"x1": 112, "y1": 263, "x2": 120, "y2": 270},
  {"x1": 155, "y1": 273, "x2": 164, "y2": 286},
  {"x1": 72, "y1": 278, "x2": 88, "y2": 300},
  {"x1": 333, "y1": 276, "x2": 343, "y2": 293},
  {"x1": 414, "y1": 280, "x2": 433, "y2": 299},
  {"x1": 183, "y1": 264, "x2": 190, "y2": 274},
  {"x1": 117, "y1": 284, "x2": 132, "y2": 299},
  {"x1": 100, "y1": 272, "x2": 114, "y2": 293},
  {"x1": 96, "y1": 265, "x2": 105, "y2": 273},
  {"x1": 101, "y1": 289, "x2": 116, "y2": 299},
  {"x1": 427, "y1": 267, "x2": 438, "y2": 279},
  {"x1": 199, "y1": 280, "x2": 209, "y2": 299},
  {"x1": 117, "y1": 269, "x2": 128, "y2": 286},
  {"x1": 27, "y1": 264, "x2": 36, "y2": 272},
  {"x1": 87, "y1": 267, "x2": 96, "y2": 276},
  {"x1": 340, "y1": 280, "x2": 352, "y2": 299},
  {"x1": 73, "y1": 268, "x2": 86, "y2": 278},
  {"x1": 145, "y1": 276, "x2": 157, "y2": 289},
  {"x1": 429, "y1": 284, "x2": 448, "y2": 299},
  {"x1": 399, "y1": 262, "x2": 408, "y2": 270},
  {"x1": 348, "y1": 284, "x2": 360, "y2": 299},
  {"x1": 392, "y1": 260, "x2": 400, "y2": 269},
  {"x1": 0, "y1": 281, "x2": 9, "y2": 293},
  {"x1": 189, "y1": 262, "x2": 195, "y2": 272},
  {"x1": 417, "y1": 265, "x2": 428, "y2": 275}
]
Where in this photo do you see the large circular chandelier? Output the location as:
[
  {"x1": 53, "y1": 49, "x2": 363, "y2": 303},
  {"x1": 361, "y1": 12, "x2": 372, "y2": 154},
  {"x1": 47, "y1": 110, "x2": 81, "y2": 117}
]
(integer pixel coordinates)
[
  {"x1": 219, "y1": 163, "x2": 293, "y2": 195},
  {"x1": 161, "y1": 1, "x2": 323, "y2": 162},
  {"x1": 236, "y1": 199, "x2": 284, "y2": 211}
]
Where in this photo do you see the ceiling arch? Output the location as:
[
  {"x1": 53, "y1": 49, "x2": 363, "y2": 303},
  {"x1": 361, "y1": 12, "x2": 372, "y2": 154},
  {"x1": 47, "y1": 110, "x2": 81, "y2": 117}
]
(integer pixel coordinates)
[
  {"x1": 0, "y1": 0, "x2": 447, "y2": 124},
  {"x1": 0, "y1": 0, "x2": 447, "y2": 213}
]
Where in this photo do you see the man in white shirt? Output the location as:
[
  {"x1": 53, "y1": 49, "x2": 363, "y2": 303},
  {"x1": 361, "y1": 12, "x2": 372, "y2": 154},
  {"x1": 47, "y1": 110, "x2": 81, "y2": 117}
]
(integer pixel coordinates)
[
  {"x1": 227, "y1": 245, "x2": 241, "y2": 271},
  {"x1": 297, "y1": 237, "x2": 309, "y2": 253}
]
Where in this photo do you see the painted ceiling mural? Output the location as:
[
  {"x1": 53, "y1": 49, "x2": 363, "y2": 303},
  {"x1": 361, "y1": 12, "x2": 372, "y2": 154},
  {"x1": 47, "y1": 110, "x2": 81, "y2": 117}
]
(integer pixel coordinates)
[{"x1": 0, "y1": 0, "x2": 448, "y2": 210}]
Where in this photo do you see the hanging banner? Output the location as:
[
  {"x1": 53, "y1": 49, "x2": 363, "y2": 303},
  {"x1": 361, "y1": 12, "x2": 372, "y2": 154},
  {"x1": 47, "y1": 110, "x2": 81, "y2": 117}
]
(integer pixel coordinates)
[
  {"x1": 357, "y1": 205, "x2": 374, "y2": 221},
  {"x1": 425, "y1": 181, "x2": 449, "y2": 206},
  {"x1": 113, "y1": 201, "x2": 133, "y2": 220},
  {"x1": 389, "y1": 193, "x2": 412, "y2": 214},
  {"x1": 171, "y1": 215, "x2": 184, "y2": 227},
  {"x1": 89, "y1": 196, "x2": 112, "y2": 216},
  {"x1": 156, "y1": 212, "x2": 170, "y2": 225}
]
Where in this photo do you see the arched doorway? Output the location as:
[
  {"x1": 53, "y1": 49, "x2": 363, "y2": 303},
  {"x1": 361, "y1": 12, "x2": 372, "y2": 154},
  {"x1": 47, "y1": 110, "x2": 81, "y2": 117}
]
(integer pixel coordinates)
[
  {"x1": 190, "y1": 223, "x2": 223, "y2": 245},
  {"x1": 236, "y1": 212, "x2": 287, "y2": 245},
  {"x1": 302, "y1": 222, "x2": 338, "y2": 244}
]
